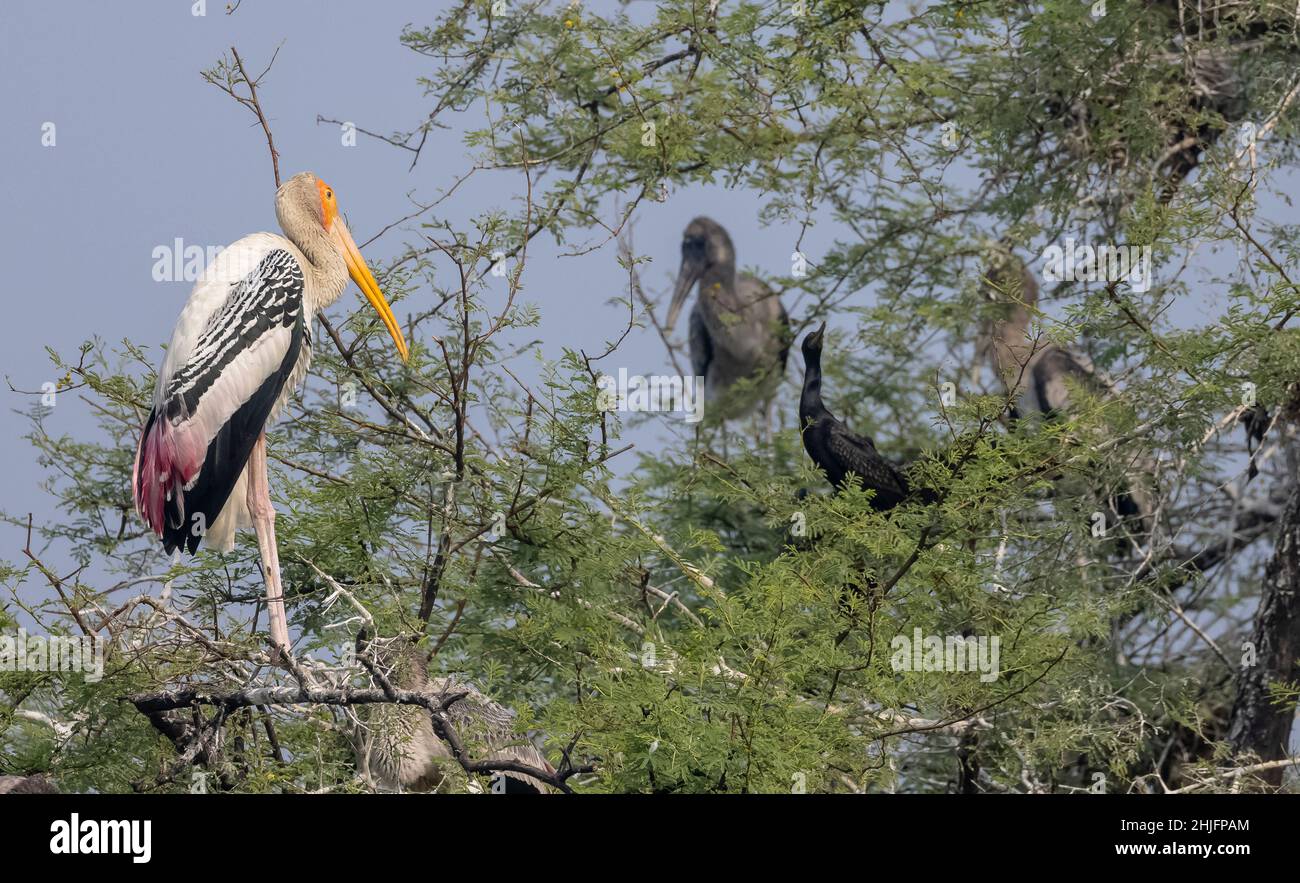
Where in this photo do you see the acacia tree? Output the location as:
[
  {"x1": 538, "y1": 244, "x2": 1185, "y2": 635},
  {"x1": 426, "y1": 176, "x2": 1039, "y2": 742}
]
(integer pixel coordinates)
[{"x1": 4, "y1": 0, "x2": 1300, "y2": 793}]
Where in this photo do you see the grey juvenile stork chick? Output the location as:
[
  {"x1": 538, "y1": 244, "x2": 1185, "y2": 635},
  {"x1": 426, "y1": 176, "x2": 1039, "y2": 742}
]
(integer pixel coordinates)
[
  {"x1": 978, "y1": 248, "x2": 1152, "y2": 532},
  {"x1": 353, "y1": 637, "x2": 554, "y2": 794},
  {"x1": 666, "y1": 217, "x2": 790, "y2": 421},
  {"x1": 979, "y1": 249, "x2": 1094, "y2": 421}
]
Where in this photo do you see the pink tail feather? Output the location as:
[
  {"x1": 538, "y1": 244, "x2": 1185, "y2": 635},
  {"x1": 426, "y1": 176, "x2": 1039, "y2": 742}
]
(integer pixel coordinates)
[{"x1": 133, "y1": 414, "x2": 206, "y2": 537}]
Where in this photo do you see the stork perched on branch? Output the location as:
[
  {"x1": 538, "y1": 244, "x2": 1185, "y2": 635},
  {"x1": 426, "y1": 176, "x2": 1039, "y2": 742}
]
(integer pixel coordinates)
[
  {"x1": 665, "y1": 217, "x2": 790, "y2": 424},
  {"x1": 133, "y1": 172, "x2": 409, "y2": 652},
  {"x1": 979, "y1": 250, "x2": 1100, "y2": 423},
  {"x1": 354, "y1": 636, "x2": 555, "y2": 793},
  {"x1": 978, "y1": 247, "x2": 1151, "y2": 532}
]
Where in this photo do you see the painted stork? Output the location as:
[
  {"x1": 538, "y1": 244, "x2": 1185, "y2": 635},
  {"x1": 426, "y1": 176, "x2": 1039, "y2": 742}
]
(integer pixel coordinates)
[
  {"x1": 133, "y1": 172, "x2": 409, "y2": 652},
  {"x1": 978, "y1": 248, "x2": 1150, "y2": 530},
  {"x1": 665, "y1": 217, "x2": 790, "y2": 421},
  {"x1": 354, "y1": 636, "x2": 555, "y2": 793},
  {"x1": 979, "y1": 250, "x2": 1098, "y2": 422},
  {"x1": 798, "y1": 323, "x2": 912, "y2": 508}
]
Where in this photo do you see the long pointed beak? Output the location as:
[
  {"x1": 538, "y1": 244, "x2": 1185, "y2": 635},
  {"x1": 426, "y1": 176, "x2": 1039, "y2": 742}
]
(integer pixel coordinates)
[
  {"x1": 666, "y1": 259, "x2": 703, "y2": 329},
  {"x1": 332, "y1": 221, "x2": 409, "y2": 361}
]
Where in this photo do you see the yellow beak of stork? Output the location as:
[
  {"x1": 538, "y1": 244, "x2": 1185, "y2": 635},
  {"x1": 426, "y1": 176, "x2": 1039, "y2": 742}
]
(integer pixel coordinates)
[
  {"x1": 330, "y1": 220, "x2": 410, "y2": 361},
  {"x1": 317, "y1": 179, "x2": 408, "y2": 361}
]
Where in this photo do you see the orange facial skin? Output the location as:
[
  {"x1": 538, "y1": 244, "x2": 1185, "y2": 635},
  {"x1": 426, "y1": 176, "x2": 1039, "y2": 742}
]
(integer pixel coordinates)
[{"x1": 317, "y1": 178, "x2": 338, "y2": 231}]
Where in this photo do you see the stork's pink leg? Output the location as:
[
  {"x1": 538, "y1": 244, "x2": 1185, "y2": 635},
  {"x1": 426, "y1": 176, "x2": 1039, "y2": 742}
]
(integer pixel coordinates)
[{"x1": 247, "y1": 433, "x2": 290, "y2": 653}]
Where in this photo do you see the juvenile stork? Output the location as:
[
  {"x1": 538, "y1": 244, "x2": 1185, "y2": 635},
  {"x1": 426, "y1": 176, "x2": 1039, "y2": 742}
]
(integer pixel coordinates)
[
  {"x1": 978, "y1": 249, "x2": 1150, "y2": 530},
  {"x1": 979, "y1": 250, "x2": 1098, "y2": 422},
  {"x1": 665, "y1": 218, "x2": 790, "y2": 422},
  {"x1": 354, "y1": 636, "x2": 555, "y2": 793},
  {"x1": 133, "y1": 172, "x2": 409, "y2": 652},
  {"x1": 798, "y1": 323, "x2": 911, "y2": 508}
]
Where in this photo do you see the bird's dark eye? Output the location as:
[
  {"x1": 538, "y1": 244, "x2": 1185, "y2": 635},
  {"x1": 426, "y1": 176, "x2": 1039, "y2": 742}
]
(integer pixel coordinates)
[
  {"x1": 682, "y1": 236, "x2": 705, "y2": 256},
  {"x1": 326, "y1": 191, "x2": 333, "y2": 200}
]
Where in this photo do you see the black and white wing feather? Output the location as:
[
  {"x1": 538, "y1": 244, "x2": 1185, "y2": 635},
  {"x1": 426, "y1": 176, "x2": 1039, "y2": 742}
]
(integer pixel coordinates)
[{"x1": 133, "y1": 235, "x2": 307, "y2": 554}]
